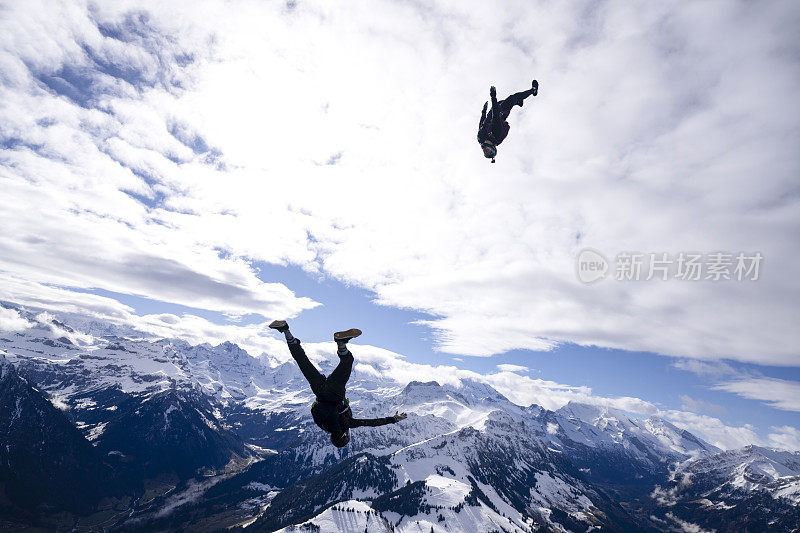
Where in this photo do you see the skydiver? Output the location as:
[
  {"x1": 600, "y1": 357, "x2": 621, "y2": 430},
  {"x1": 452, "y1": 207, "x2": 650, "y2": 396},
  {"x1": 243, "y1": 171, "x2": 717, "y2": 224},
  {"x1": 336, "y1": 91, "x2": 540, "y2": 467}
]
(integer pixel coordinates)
[
  {"x1": 478, "y1": 80, "x2": 539, "y2": 163},
  {"x1": 269, "y1": 320, "x2": 407, "y2": 448}
]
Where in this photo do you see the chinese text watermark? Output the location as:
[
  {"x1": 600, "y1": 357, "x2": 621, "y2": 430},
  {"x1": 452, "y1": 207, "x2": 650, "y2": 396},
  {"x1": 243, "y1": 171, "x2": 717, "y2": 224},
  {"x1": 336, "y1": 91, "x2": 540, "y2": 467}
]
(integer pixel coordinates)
[{"x1": 576, "y1": 250, "x2": 762, "y2": 284}]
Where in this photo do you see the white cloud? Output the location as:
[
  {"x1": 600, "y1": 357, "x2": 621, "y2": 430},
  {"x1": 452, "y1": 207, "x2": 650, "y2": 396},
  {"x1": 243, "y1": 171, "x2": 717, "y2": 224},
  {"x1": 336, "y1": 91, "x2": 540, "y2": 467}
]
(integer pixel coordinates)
[
  {"x1": 0, "y1": 0, "x2": 318, "y2": 322},
  {"x1": 679, "y1": 395, "x2": 727, "y2": 416},
  {"x1": 482, "y1": 370, "x2": 595, "y2": 411},
  {"x1": 713, "y1": 377, "x2": 800, "y2": 413},
  {"x1": 673, "y1": 358, "x2": 800, "y2": 417},
  {"x1": 0, "y1": 278, "x2": 286, "y2": 357},
  {"x1": 496, "y1": 363, "x2": 527, "y2": 373},
  {"x1": 767, "y1": 426, "x2": 800, "y2": 451},
  {"x1": 339, "y1": 342, "x2": 795, "y2": 450},
  {"x1": 0, "y1": 273, "x2": 135, "y2": 319},
  {"x1": 665, "y1": 512, "x2": 714, "y2": 533},
  {"x1": 0, "y1": 307, "x2": 35, "y2": 332},
  {"x1": 672, "y1": 359, "x2": 740, "y2": 378},
  {"x1": 658, "y1": 410, "x2": 763, "y2": 450},
  {"x1": 127, "y1": 313, "x2": 287, "y2": 358},
  {"x1": 1, "y1": 0, "x2": 799, "y2": 369},
  {"x1": 10, "y1": 292, "x2": 798, "y2": 452},
  {"x1": 32, "y1": 311, "x2": 96, "y2": 346}
]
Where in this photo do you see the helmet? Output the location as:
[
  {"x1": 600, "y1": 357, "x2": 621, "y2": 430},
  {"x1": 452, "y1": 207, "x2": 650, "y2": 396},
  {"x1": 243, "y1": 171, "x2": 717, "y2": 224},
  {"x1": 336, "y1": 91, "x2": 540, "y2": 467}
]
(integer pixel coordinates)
[
  {"x1": 331, "y1": 429, "x2": 351, "y2": 448},
  {"x1": 481, "y1": 142, "x2": 497, "y2": 162}
]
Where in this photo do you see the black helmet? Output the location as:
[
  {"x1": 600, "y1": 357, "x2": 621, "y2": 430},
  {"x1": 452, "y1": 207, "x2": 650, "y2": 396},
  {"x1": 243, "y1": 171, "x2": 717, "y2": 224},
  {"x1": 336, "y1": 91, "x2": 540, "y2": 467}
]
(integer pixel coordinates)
[
  {"x1": 331, "y1": 429, "x2": 350, "y2": 448},
  {"x1": 481, "y1": 142, "x2": 497, "y2": 162}
]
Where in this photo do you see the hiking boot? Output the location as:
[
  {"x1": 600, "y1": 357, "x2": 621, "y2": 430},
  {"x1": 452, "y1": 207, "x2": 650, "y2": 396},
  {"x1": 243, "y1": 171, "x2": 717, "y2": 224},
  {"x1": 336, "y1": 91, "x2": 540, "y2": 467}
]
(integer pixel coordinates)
[
  {"x1": 334, "y1": 328, "x2": 362, "y2": 342},
  {"x1": 531, "y1": 79, "x2": 538, "y2": 96},
  {"x1": 269, "y1": 320, "x2": 288, "y2": 332}
]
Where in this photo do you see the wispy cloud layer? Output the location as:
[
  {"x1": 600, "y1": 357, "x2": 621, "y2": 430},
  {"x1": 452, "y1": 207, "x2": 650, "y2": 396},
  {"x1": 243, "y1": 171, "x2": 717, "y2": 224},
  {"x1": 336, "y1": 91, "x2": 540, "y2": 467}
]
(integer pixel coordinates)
[
  {"x1": 713, "y1": 378, "x2": 800, "y2": 413},
  {"x1": 679, "y1": 395, "x2": 727, "y2": 416},
  {"x1": 673, "y1": 357, "x2": 800, "y2": 415},
  {"x1": 1, "y1": 1, "x2": 799, "y2": 367}
]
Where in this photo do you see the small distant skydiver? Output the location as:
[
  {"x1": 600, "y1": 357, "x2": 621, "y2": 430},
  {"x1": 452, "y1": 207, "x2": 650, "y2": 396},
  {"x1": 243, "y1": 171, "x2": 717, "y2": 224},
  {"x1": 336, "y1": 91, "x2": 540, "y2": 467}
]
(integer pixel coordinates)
[
  {"x1": 478, "y1": 80, "x2": 539, "y2": 163},
  {"x1": 269, "y1": 320, "x2": 407, "y2": 448}
]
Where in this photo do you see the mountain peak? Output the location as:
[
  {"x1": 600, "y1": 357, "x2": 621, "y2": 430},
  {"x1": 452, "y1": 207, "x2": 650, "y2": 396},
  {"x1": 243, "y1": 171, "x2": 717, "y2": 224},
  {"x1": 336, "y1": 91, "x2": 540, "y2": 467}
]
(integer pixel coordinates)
[
  {"x1": 216, "y1": 340, "x2": 241, "y2": 351},
  {"x1": 454, "y1": 378, "x2": 509, "y2": 400},
  {"x1": 557, "y1": 401, "x2": 625, "y2": 423},
  {"x1": 403, "y1": 380, "x2": 442, "y2": 391}
]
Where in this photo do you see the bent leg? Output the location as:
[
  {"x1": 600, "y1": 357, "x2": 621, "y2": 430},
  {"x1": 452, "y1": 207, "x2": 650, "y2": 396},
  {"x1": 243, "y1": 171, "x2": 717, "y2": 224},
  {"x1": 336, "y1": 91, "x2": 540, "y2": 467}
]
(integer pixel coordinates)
[
  {"x1": 318, "y1": 350, "x2": 353, "y2": 403},
  {"x1": 288, "y1": 340, "x2": 326, "y2": 395}
]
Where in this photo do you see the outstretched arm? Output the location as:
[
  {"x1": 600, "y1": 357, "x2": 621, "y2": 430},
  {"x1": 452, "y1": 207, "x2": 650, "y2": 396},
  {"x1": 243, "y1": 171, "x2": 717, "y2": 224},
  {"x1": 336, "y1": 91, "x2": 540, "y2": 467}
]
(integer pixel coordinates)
[{"x1": 348, "y1": 411, "x2": 407, "y2": 428}]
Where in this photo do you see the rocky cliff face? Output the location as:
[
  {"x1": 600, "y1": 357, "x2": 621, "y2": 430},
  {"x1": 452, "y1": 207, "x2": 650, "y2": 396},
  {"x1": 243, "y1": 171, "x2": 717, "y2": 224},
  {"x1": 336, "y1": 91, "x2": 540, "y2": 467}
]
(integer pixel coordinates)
[{"x1": 0, "y1": 353, "x2": 112, "y2": 514}]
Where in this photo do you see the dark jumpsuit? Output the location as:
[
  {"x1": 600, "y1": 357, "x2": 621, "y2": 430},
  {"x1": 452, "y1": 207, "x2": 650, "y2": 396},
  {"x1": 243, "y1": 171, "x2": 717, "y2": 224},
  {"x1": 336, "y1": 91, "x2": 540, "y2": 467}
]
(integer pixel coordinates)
[
  {"x1": 287, "y1": 339, "x2": 395, "y2": 436},
  {"x1": 477, "y1": 87, "x2": 536, "y2": 146}
]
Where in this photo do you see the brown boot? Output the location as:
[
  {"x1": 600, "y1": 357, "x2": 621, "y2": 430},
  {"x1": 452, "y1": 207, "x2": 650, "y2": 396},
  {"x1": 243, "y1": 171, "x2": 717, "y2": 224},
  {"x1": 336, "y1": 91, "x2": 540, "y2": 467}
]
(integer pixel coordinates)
[
  {"x1": 269, "y1": 320, "x2": 288, "y2": 332},
  {"x1": 333, "y1": 328, "x2": 362, "y2": 342}
]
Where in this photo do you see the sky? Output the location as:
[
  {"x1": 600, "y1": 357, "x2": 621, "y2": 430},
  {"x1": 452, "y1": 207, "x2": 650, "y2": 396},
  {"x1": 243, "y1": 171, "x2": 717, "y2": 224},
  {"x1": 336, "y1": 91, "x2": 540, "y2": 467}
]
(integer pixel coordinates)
[{"x1": 0, "y1": 0, "x2": 799, "y2": 450}]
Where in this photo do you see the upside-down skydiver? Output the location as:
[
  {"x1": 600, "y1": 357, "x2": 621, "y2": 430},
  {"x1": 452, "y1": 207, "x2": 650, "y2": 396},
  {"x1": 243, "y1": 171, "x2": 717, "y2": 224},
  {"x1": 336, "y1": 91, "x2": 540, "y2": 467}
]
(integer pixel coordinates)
[
  {"x1": 478, "y1": 80, "x2": 539, "y2": 163},
  {"x1": 269, "y1": 320, "x2": 407, "y2": 448}
]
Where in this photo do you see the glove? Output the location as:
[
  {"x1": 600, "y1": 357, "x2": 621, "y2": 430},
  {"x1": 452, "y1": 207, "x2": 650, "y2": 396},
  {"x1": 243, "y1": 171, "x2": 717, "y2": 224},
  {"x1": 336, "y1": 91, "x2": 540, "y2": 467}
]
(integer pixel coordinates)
[
  {"x1": 489, "y1": 86, "x2": 497, "y2": 98},
  {"x1": 391, "y1": 411, "x2": 408, "y2": 423}
]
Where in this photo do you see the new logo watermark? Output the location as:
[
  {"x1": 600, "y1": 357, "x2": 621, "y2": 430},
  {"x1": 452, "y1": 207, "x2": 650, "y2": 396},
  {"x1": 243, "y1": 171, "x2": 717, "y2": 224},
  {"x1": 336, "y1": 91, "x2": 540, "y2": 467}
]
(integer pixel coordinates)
[
  {"x1": 576, "y1": 249, "x2": 762, "y2": 284},
  {"x1": 576, "y1": 249, "x2": 609, "y2": 284}
]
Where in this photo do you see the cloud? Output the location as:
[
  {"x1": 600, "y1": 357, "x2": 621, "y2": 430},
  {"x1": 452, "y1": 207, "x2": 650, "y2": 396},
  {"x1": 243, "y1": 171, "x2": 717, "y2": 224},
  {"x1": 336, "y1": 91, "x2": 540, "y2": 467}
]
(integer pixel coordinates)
[
  {"x1": 672, "y1": 359, "x2": 740, "y2": 379},
  {"x1": 482, "y1": 370, "x2": 596, "y2": 411},
  {"x1": 659, "y1": 410, "x2": 763, "y2": 450},
  {"x1": 0, "y1": 0, "x2": 798, "y2": 368},
  {"x1": 673, "y1": 358, "x2": 800, "y2": 417},
  {"x1": 10, "y1": 293, "x2": 798, "y2": 452},
  {"x1": 651, "y1": 486, "x2": 679, "y2": 507},
  {"x1": 337, "y1": 341, "x2": 795, "y2": 450},
  {"x1": 679, "y1": 395, "x2": 727, "y2": 416},
  {"x1": 0, "y1": 278, "x2": 287, "y2": 358},
  {"x1": 0, "y1": 273, "x2": 135, "y2": 319},
  {"x1": 496, "y1": 363, "x2": 527, "y2": 373},
  {"x1": 665, "y1": 513, "x2": 714, "y2": 533},
  {"x1": 767, "y1": 426, "x2": 800, "y2": 451},
  {"x1": 0, "y1": 306, "x2": 35, "y2": 332},
  {"x1": 713, "y1": 377, "x2": 800, "y2": 413},
  {"x1": 0, "y1": 0, "x2": 318, "y2": 322},
  {"x1": 296, "y1": 1, "x2": 800, "y2": 363},
  {"x1": 128, "y1": 312, "x2": 288, "y2": 358}
]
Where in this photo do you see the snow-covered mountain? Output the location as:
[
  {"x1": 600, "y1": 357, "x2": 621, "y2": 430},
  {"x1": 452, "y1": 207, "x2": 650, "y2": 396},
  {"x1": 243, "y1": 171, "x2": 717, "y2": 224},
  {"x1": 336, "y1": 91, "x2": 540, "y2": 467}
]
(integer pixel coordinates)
[
  {"x1": 671, "y1": 445, "x2": 800, "y2": 503},
  {"x1": 1, "y1": 306, "x2": 797, "y2": 531},
  {"x1": 650, "y1": 445, "x2": 800, "y2": 531}
]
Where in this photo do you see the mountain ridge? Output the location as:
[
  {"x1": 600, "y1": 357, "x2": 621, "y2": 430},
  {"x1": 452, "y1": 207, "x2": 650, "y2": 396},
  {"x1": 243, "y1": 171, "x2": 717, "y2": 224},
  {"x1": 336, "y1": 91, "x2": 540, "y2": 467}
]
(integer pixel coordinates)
[{"x1": 0, "y1": 307, "x2": 797, "y2": 531}]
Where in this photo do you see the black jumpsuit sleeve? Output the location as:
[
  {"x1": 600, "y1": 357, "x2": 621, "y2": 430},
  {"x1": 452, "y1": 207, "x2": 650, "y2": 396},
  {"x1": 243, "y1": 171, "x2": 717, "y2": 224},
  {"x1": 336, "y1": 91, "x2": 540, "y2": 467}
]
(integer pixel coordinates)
[
  {"x1": 490, "y1": 90, "x2": 504, "y2": 134},
  {"x1": 348, "y1": 416, "x2": 397, "y2": 428},
  {"x1": 477, "y1": 102, "x2": 488, "y2": 143}
]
